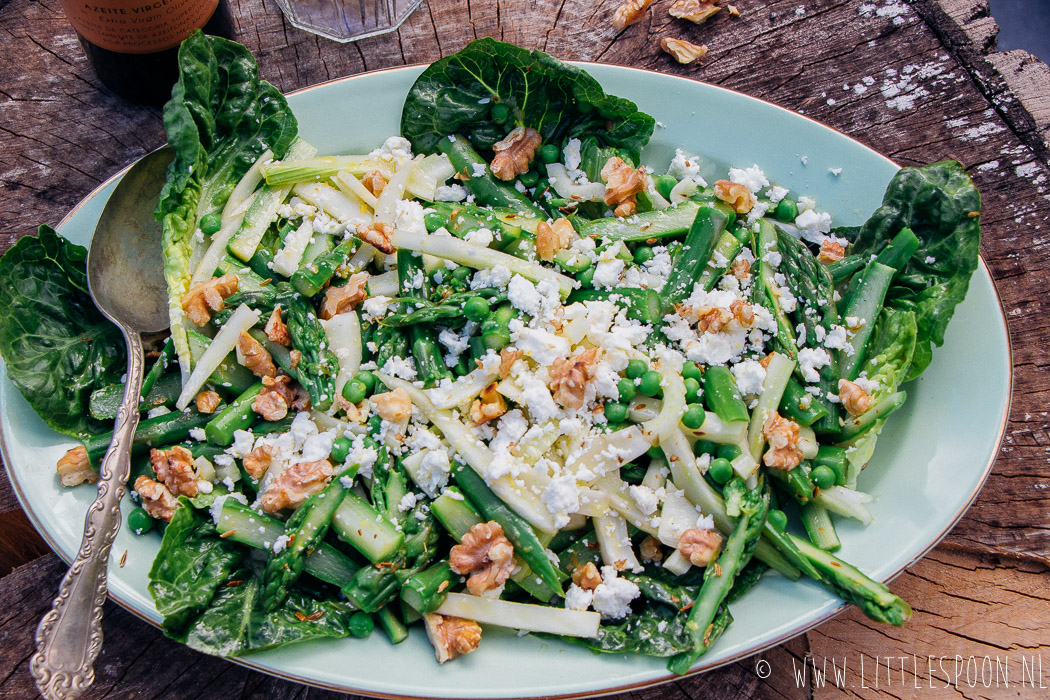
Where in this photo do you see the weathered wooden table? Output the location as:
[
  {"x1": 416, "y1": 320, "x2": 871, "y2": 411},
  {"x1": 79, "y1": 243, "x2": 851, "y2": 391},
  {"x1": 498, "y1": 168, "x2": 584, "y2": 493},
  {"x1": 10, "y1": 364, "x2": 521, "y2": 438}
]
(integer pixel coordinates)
[{"x1": 2, "y1": 0, "x2": 1048, "y2": 697}]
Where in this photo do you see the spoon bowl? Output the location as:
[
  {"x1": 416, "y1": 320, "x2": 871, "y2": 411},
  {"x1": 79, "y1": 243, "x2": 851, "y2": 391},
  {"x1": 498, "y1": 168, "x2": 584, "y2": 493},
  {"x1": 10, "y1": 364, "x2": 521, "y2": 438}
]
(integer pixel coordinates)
[{"x1": 31, "y1": 147, "x2": 173, "y2": 700}]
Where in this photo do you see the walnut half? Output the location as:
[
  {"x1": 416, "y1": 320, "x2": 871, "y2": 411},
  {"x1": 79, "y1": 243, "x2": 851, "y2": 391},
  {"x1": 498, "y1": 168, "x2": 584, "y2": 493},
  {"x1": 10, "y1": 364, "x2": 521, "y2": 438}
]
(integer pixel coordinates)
[
  {"x1": 259, "y1": 459, "x2": 334, "y2": 513},
  {"x1": 56, "y1": 445, "x2": 96, "y2": 487},
  {"x1": 181, "y1": 274, "x2": 238, "y2": 326},
  {"x1": 450, "y1": 521, "x2": 516, "y2": 596},
  {"x1": 601, "y1": 157, "x2": 648, "y2": 217},
  {"x1": 668, "y1": 0, "x2": 720, "y2": 24},
  {"x1": 761, "y1": 411, "x2": 803, "y2": 469},
  {"x1": 150, "y1": 445, "x2": 199, "y2": 498},
  {"x1": 321, "y1": 272, "x2": 370, "y2": 319},
  {"x1": 423, "y1": 613, "x2": 482, "y2": 664},
  {"x1": 678, "y1": 528, "x2": 722, "y2": 567},
  {"x1": 713, "y1": 179, "x2": 756, "y2": 213},
  {"x1": 535, "y1": 218, "x2": 575, "y2": 262},
  {"x1": 838, "y1": 379, "x2": 873, "y2": 417},
  {"x1": 660, "y1": 38, "x2": 709, "y2": 65},
  {"x1": 550, "y1": 346, "x2": 600, "y2": 409},
  {"x1": 490, "y1": 126, "x2": 542, "y2": 181},
  {"x1": 613, "y1": 0, "x2": 654, "y2": 30},
  {"x1": 134, "y1": 475, "x2": 179, "y2": 522}
]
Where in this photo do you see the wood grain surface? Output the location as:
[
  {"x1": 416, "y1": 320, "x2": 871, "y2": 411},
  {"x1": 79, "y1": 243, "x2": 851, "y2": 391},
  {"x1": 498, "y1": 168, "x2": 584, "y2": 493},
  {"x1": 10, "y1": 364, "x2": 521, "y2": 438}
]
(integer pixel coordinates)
[{"x1": 1, "y1": 0, "x2": 1048, "y2": 697}]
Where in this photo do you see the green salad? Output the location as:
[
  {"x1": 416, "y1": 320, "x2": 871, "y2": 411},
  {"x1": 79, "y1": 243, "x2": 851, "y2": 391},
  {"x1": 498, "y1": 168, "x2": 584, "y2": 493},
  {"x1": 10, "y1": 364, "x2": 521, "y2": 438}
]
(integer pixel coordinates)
[{"x1": 0, "y1": 33, "x2": 982, "y2": 672}]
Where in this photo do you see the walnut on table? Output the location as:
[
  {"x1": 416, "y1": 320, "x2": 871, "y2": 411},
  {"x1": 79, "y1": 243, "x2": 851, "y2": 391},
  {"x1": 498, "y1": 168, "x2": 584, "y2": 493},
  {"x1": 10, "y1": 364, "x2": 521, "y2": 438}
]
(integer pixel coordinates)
[
  {"x1": 661, "y1": 38, "x2": 709, "y2": 65},
  {"x1": 668, "y1": 0, "x2": 720, "y2": 24},
  {"x1": 612, "y1": 0, "x2": 654, "y2": 30}
]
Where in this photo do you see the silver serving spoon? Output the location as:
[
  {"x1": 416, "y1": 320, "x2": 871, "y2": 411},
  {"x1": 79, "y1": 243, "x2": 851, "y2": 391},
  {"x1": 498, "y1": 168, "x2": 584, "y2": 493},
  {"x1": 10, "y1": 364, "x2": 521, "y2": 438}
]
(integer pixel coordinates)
[{"x1": 31, "y1": 148, "x2": 174, "y2": 700}]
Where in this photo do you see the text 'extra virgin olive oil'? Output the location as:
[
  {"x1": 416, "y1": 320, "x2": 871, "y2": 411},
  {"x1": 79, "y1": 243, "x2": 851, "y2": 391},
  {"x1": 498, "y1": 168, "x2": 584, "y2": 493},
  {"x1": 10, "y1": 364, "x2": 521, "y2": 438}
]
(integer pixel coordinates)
[{"x1": 58, "y1": 0, "x2": 234, "y2": 105}]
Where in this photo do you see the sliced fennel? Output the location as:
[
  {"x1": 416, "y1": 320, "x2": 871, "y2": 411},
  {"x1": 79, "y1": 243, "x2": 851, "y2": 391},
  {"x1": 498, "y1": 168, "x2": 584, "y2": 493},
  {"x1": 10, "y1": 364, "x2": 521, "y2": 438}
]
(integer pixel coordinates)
[
  {"x1": 436, "y1": 593, "x2": 600, "y2": 638},
  {"x1": 176, "y1": 304, "x2": 260, "y2": 410},
  {"x1": 270, "y1": 218, "x2": 314, "y2": 277},
  {"x1": 321, "y1": 310, "x2": 362, "y2": 397}
]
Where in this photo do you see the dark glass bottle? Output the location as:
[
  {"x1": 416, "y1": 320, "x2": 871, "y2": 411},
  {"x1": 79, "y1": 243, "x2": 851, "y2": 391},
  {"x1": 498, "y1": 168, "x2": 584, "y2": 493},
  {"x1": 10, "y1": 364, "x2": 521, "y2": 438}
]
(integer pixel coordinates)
[{"x1": 59, "y1": 0, "x2": 235, "y2": 106}]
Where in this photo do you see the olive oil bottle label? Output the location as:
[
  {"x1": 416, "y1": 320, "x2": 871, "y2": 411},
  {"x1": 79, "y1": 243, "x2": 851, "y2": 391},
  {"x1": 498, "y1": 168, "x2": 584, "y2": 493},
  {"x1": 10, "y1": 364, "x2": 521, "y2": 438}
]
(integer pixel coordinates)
[{"x1": 60, "y1": 0, "x2": 220, "y2": 53}]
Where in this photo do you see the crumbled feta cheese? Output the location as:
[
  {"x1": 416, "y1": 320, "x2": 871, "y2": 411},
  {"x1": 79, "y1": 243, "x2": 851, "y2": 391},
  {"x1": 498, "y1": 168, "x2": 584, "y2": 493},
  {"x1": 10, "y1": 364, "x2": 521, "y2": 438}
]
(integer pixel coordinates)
[
  {"x1": 823, "y1": 324, "x2": 851, "y2": 351},
  {"x1": 398, "y1": 492, "x2": 420, "y2": 512},
  {"x1": 470, "y1": 264, "x2": 513, "y2": 291},
  {"x1": 189, "y1": 427, "x2": 207, "y2": 442},
  {"x1": 564, "y1": 583, "x2": 594, "y2": 611},
  {"x1": 728, "y1": 165, "x2": 770, "y2": 193},
  {"x1": 794, "y1": 208, "x2": 835, "y2": 245},
  {"x1": 798, "y1": 347, "x2": 832, "y2": 382},
  {"x1": 381, "y1": 355, "x2": 419, "y2": 381},
  {"x1": 629, "y1": 484, "x2": 660, "y2": 516},
  {"x1": 731, "y1": 359, "x2": 767, "y2": 395},
  {"x1": 765, "y1": 185, "x2": 789, "y2": 203},
  {"x1": 542, "y1": 474, "x2": 581, "y2": 528},
  {"x1": 667, "y1": 149, "x2": 702, "y2": 180},
  {"x1": 146, "y1": 406, "x2": 171, "y2": 419},
  {"x1": 272, "y1": 534, "x2": 292, "y2": 553},
  {"x1": 434, "y1": 184, "x2": 467, "y2": 202},
  {"x1": 591, "y1": 566, "x2": 641, "y2": 619},
  {"x1": 464, "y1": 227, "x2": 494, "y2": 246},
  {"x1": 471, "y1": 162, "x2": 488, "y2": 178},
  {"x1": 361, "y1": 295, "x2": 393, "y2": 322},
  {"x1": 563, "y1": 138, "x2": 583, "y2": 171}
]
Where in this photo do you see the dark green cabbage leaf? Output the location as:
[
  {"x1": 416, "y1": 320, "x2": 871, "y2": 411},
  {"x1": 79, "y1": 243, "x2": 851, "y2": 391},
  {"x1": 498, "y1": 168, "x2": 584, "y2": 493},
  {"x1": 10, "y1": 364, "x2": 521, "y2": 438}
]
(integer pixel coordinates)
[
  {"x1": 0, "y1": 226, "x2": 125, "y2": 439},
  {"x1": 401, "y1": 37, "x2": 655, "y2": 161},
  {"x1": 848, "y1": 161, "x2": 981, "y2": 380},
  {"x1": 158, "y1": 31, "x2": 298, "y2": 376}
]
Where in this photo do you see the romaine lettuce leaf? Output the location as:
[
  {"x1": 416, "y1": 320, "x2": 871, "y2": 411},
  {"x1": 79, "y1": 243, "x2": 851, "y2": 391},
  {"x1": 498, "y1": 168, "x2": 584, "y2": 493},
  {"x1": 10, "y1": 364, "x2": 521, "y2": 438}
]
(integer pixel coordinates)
[
  {"x1": 848, "y1": 161, "x2": 981, "y2": 380},
  {"x1": 0, "y1": 226, "x2": 125, "y2": 439},
  {"x1": 401, "y1": 37, "x2": 655, "y2": 162},
  {"x1": 158, "y1": 31, "x2": 298, "y2": 376}
]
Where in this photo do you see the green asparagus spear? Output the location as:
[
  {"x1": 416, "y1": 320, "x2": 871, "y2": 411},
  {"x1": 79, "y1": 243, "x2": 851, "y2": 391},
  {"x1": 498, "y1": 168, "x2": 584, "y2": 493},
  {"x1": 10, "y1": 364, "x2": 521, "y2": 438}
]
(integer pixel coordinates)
[
  {"x1": 661, "y1": 203, "x2": 732, "y2": 308},
  {"x1": 286, "y1": 294, "x2": 339, "y2": 409}
]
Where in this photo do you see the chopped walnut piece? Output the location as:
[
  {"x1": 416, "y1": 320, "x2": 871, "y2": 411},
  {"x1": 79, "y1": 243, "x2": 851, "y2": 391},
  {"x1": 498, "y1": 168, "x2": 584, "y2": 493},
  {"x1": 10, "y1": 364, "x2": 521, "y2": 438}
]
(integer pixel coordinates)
[
  {"x1": 181, "y1": 274, "x2": 239, "y2": 326},
  {"x1": 423, "y1": 613, "x2": 482, "y2": 664},
  {"x1": 730, "y1": 299, "x2": 755, "y2": 328},
  {"x1": 660, "y1": 37, "x2": 709, "y2": 65},
  {"x1": 56, "y1": 445, "x2": 96, "y2": 487},
  {"x1": 668, "y1": 0, "x2": 720, "y2": 23},
  {"x1": 259, "y1": 459, "x2": 334, "y2": 513},
  {"x1": 195, "y1": 390, "x2": 222, "y2": 414},
  {"x1": 614, "y1": 200, "x2": 637, "y2": 217},
  {"x1": 838, "y1": 379, "x2": 874, "y2": 417},
  {"x1": 691, "y1": 305, "x2": 733, "y2": 333},
  {"x1": 817, "y1": 239, "x2": 846, "y2": 263},
  {"x1": 571, "y1": 562, "x2": 603, "y2": 591},
  {"x1": 612, "y1": 0, "x2": 653, "y2": 30},
  {"x1": 320, "y1": 272, "x2": 370, "y2": 319},
  {"x1": 253, "y1": 375, "x2": 310, "y2": 421},
  {"x1": 761, "y1": 411, "x2": 803, "y2": 469},
  {"x1": 134, "y1": 475, "x2": 179, "y2": 522},
  {"x1": 536, "y1": 218, "x2": 575, "y2": 262},
  {"x1": 713, "y1": 179, "x2": 757, "y2": 214},
  {"x1": 242, "y1": 444, "x2": 276, "y2": 480},
  {"x1": 450, "y1": 521, "x2": 516, "y2": 596},
  {"x1": 679, "y1": 528, "x2": 723, "y2": 567},
  {"x1": 362, "y1": 169, "x2": 387, "y2": 197},
  {"x1": 469, "y1": 383, "x2": 508, "y2": 425},
  {"x1": 238, "y1": 331, "x2": 277, "y2": 378},
  {"x1": 550, "y1": 346, "x2": 600, "y2": 409},
  {"x1": 371, "y1": 387, "x2": 413, "y2": 422},
  {"x1": 150, "y1": 445, "x2": 199, "y2": 498},
  {"x1": 355, "y1": 221, "x2": 395, "y2": 254},
  {"x1": 731, "y1": 258, "x2": 751, "y2": 279},
  {"x1": 601, "y1": 157, "x2": 648, "y2": 218},
  {"x1": 727, "y1": 4, "x2": 740, "y2": 16},
  {"x1": 264, "y1": 305, "x2": 291, "y2": 346},
  {"x1": 490, "y1": 126, "x2": 542, "y2": 181},
  {"x1": 498, "y1": 347, "x2": 522, "y2": 379},
  {"x1": 640, "y1": 535, "x2": 664, "y2": 563},
  {"x1": 290, "y1": 349, "x2": 302, "y2": 369}
]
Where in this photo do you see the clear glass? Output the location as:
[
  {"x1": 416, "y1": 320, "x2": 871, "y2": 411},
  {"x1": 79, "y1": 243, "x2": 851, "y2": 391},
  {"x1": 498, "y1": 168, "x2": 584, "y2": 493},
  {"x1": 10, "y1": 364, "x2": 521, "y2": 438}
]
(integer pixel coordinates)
[{"x1": 274, "y1": 0, "x2": 422, "y2": 43}]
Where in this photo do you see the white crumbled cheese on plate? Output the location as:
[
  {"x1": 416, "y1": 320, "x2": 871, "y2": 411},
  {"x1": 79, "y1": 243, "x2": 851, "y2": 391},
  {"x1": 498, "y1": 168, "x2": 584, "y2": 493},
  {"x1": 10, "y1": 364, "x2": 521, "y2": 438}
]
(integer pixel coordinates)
[
  {"x1": 368, "y1": 136, "x2": 414, "y2": 165},
  {"x1": 471, "y1": 162, "x2": 488, "y2": 178},
  {"x1": 591, "y1": 566, "x2": 641, "y2": 619},
  {"x1": 272, "y1": 534, "x2": 292, "y2": 553},
  {"x1": 510, "y1": 319, "x2": 570, "y2": 365},
  {"x1": 564, "y1": 583, "x2": 594, "y2": 611},
  {"x1": 228, "y1": 430, "x2": 256, "y2": 458},
  {"x1": 403, "y1": 267, "x2": 426, "y2": 290},
  {"x1": 629, "y1": 484, "x2": 660, "y2": 516},
  {"x1": 542, "y1": 474, "x2": 581, "y2": 528},
  {"x1": 381, "y1": 355, "x2": 419, "y2": 381},
  {"x1": 798, "y1": 347, "x2": 832, "y2": 382},
  {"x1": 470, "y1": 264, "x2": 513, "y2": 291},
  {"x1": 189, "y1": 427, "x2": 207, "y2": 441},
  {"x1": 765, "y1": 185, "x2": 789, "y2": 203},
  {"x1": 394, "y1": 199, "x2": 427, "y2": 237},
  {"x1": 667, "y1": 149, "x2": 702, "y2": 180},
  {"x1": 464, "y1": 227, "x2": 494, "y2": 247},
  {"x1": 563, "y1": 138, "x2": 583, "y2": 171},
  {"x1": 300, "y1": 430, "x2": 336, "y2": 463},
  {"x1": 794, "y1": 208, "x2": 835, "y2": 245},
  {"x1": 438, "y1": 328, "x2": 470, "y2": 366},
  {"x1": 762, "y1": 250, "x2": 782, "y2": 267},
  {"x1": 828, "y1": 167, "x2": 843, "y2": 176},
  {"x1": 361, "y1": 295, "x2": 393, "y2": 322},
  {"x1": 434, "y1": 184, "x2": 467, "y2": 202},
  {"x1": 731, "y1": 359, "x2": 767, "y2": 395},
  {"x1": 728, "y1": 165, "x2": 770, "y2": 193},
  {"x1": 797, "y1": 195, "x2": 817, "y2": 212},
  {"x1": 146, "y1": 406, "x2": 171, "y2": 419},
  {"x1": 854, "y1": 375, "x2": 882, "y2": 394},
  {"x1": 924, "y1": 256, "x2": 936, "y2": 264},
  {"x1": 398, "y1": 492, "x2": 420, "y2": 512},
  {"x1": 592, "y1": 247, "x2": 625, "y2": 290},
  {"x1": 823, "y1": 324, "x2": 851, "y2": 352}
]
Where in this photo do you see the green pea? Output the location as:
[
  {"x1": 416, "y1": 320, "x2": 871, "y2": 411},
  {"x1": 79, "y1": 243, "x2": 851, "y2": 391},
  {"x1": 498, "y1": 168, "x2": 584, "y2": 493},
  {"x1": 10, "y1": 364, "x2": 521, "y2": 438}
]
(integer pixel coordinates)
[
  {"x1": 490, "y1": 102, "x2": 510, "y2": 124},
  {"x1": 331, "y1": 436, "x2": 353, "y2": 463},
  {"x1": 342, "y1": 380, "x2": 368, "y2": 405},
  {"x1": 604, "y1": 402, "x2": 630, "y2": 424},
  {"x1": 693, "y1": 439, "x2": 717, "y2": 457},
  {"x1": 626, "y1": 359, "x2": 648, "y2": 380},
  {"x1": 199, "y1": 212, "x2": 222, "y2": 235},
  {"x1": 638, "y1": 370, "x2": 662, "y2": 397},
  {"x1": 348, "y1": 611, "x2": 375, "y2": 638},
  {"x1": 767, "y1": 509, "x2": 788, "y2": 531},
  {"x1": 451, "y1": 266, "x2": 472, "y2": 282},
  {"x1": 577, "y1": 265, "x2": 595, "y2": 288},
  {"x1": 682, "y1": 403, "x2": 706, "y2": 430},
  {"x1": 717, "y1": 443, "x2": 743, "y2": 461},
  {"x1": 811, "y1": 465, "x2": 837, "y2": 491},
  {"x1": 684, "y1": 377, "x2": 702, "y2": 404},
  {"x1": 356, "y1": 370, "x2": 377, "y2": 395},
  {"x1": 682, "y1": 361, "x2": 702, "y2": 382},
  {"x1": 617, "y1": 378, "x2": 637, "y2": 403},
  {"x1": 633, "y1": 245, "x2": 655, "y2": 264},
  {"x1": 539, "y1": 144, "x2": 560, "y2": 164},
  {"x1": 708, "y1": 457, "x2": 734, "y2": 484},
  {"x1": 464, "y1": 296, "x2": 491, "y2": 322},
  {"x1": 655, "y1": 175, "x2": 679, "y2": 200},
  {"x1": 774, "y1": 198, "x2": 799, "y2": 222},
  {"x1": 647, "y1": 444, "x2": 664, "y2": 460},
  {"x1": 127, "y1": 507, "x2": 152, "y2": 536},
  {"x1": 519, "y1": 170, "x2": 540, "y2": 188}
]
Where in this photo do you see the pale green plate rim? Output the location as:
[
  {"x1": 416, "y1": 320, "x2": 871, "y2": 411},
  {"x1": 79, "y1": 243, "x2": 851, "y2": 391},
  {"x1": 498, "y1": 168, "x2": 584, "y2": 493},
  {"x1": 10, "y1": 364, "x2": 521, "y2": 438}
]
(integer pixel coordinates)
[{"x1": 0, "y1": 63, "x2": 1012, "y2": 699}]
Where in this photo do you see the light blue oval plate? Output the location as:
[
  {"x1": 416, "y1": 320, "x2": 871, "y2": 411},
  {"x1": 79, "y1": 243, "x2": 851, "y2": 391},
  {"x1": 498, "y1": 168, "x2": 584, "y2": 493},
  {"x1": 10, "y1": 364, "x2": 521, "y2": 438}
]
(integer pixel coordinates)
[{"x1": 1, "y1": 64, "x2": 1011, "y2": 698}]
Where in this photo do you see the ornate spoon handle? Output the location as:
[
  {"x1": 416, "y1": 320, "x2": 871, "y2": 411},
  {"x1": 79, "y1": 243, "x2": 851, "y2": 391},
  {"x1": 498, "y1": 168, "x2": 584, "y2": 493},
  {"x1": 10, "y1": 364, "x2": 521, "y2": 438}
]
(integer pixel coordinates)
[{"x1": 31, "y1": 329, "x2": 144, "y2": 700}]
